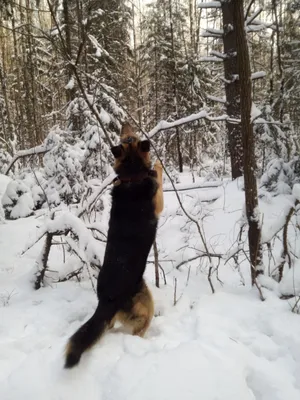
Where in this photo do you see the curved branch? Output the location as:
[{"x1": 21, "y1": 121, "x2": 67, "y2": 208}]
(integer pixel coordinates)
[{"x1": 5, "y1": 143, "x2": 53, "y2": 175}]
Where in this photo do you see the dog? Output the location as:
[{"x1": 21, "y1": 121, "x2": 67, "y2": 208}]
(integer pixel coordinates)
[{"x1": 64, "y1": 122, "x2": 163, "y2": 368}]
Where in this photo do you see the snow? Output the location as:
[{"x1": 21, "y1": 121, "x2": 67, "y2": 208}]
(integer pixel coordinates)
[
  {"x1": 207, "y1": 94, "x2": 226, "y2": 104},
  {"x1": 279, "y1": 261, "x2": 300, "y2": 296},
  {"x1": 0, "y1": 174, "x2": 10, "y2": 222},
  {"x1": 199, "y1": 56, "x2": 224, "y2": 62},
  {"x1": 293, "y1": 184, "x2": 300, "y2": 201},
  {"x1": 4, "y1": 141, "x2": 55, "y2": 175},
  {"x1": 251, "y1": 102, "x2": 262, "y2": 122},
  {"x1": 65, "y1": 76, "x2": 75, "y2": 90},
  {"x1": 210, "y1": 50, "x2": 227, "y2": 59},
  {"x1": 198, "y1": 2, "x2": 222, "y2": 9},
  {"x1": 2, "y1": 180, "x2": 35, "y2": 219},
  {"x1": 0, "y1": 171, "x2": 300, "y2": 400},
  {"x1": 88, "y1": 34, "x2": 109, "y2": 58},
  {"x1": 251, "y1": 71, "x2": 267, "y2": 80}
]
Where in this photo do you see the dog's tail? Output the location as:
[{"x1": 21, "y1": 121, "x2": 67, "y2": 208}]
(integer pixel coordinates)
[{"x1": 64, "y1": 301, "x2": 117, "y2": 368}]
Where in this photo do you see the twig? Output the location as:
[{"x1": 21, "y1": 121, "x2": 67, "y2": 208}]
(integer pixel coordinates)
[
  {"x1": 254, "y1": 277, "x2": 265, "y2": 301},
  {"x1": 186, "y1": 265, "x2": 191, "y2": 287},
  {"x1": 207, "y1": 262, "x2": 215, "y2": 294},
  {"x1": 158, "y1": 264, "x2": 167, "y2": 285},
  {"x1": 278, "y1": 200, "x2": 299, "y2": 281},
  {"x1": 173, "y1": 277, "x2": 178, "y2": 306},
  {"x1": 35, "y1": 213, "x2": 55, "y2": 290},
  {"x1": 59, "y1": 267, "x2": 83, "y2": 282},
  {"x1": 292, "y1": 297, "x2": 300, "y2": 313},
  {"x1": 176, "y1": 253, "x2": 223, "y2": 270},
  {"x1": 153, "y1": 239, "x2": 160, "y2": 288}
]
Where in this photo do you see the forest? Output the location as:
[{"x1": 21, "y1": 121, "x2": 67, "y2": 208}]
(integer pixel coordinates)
[{"x1": 0, "y1": 1, "x2": 300, "y2": 399}]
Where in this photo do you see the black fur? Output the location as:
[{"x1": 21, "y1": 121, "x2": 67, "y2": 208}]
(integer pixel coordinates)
[
  {"x1": 65, "y1": 151, "x2": 158, "y2": 368},
  {"x1": 139, "y1": 140, "x2": 150, "y2": 152},
  {"x1": 111, "y1": 145, "x2": 123, "y2": 158}
]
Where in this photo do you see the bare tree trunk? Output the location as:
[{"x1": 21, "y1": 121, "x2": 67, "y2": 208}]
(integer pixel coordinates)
[
  {"x1": 0, "y1": 60, "x2": 13, "y2": 145},
  {"x1": 234, "y1": 0, "x2": 263, "y2": 286},
  {"x1": 132, "y1": 1, "x2": 142, "y2": 126},
  {"x1": 169, "y1": 0, "x2": 183, "y2": 173},
  {"x1": 221, "y1": 1, "x2": 243, "y2": 179},
  {"x1": 63, "y1": 0, "x2": 76, "y2": 101},
  {"x1": 11, "y1": 3, "x2": 25, "y2": 148}
]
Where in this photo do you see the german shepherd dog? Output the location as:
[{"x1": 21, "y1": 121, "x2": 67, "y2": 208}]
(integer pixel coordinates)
[{"x1": 64, "y1": 123, "x2": 163, "y2": 368}]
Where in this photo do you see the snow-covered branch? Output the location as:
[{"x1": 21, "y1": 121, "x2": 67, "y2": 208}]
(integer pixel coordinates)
[
  {"x1": 199, "y1": 56, "x2": 224, "y2": 62},
  {"x1": 202, "y1": 28, "x2": 223, "y2": 38},
  {"x1": 207, "y1": 95, "x2": 226, "y2": 104},
  {"x1": 5, "y1": 143, "x2": 55, "y2": 175},
  {"x1": 210, "y1": 51, "x2": 227, "y2": 60},
  {"x1": 251, "y1": 71, "x2": 267, "y2": 80},
  {"x1": 148, "y1": 111, "x2": 228, "y2": 138},
  {"x1": 246, "y1": 8, "x2": 263, "y2": 26},
  {"x1": 198, "y1": 1, "x2": 221, "y2": 8},
  {"x1": 77, "y1": 173, "x2": 115, "y2": 218}
]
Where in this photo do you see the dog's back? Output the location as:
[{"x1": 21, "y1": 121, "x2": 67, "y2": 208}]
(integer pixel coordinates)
[
  {"x1": 64, "y1": 123, "x2": 162, "y2": 369},
  {"x1": 98, "y1": 176, "x2": 158, "y2": 303}
]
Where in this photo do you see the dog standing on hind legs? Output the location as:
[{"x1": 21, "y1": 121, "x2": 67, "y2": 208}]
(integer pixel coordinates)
[{"x1": 64, "y1": 122, "x2": 163, "y2": 368}]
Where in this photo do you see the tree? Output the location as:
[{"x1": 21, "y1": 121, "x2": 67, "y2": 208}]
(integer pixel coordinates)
[
  {"x1": 234, "y1": 0, "x2": 263, "y2": 286},
  {"x1": 199, "y1": 0, "x2": 243, "y2": 179}
]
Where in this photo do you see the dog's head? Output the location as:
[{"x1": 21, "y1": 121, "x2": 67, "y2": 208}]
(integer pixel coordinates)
[{"x1": 111, "y1": 122, "x2": 151, "y2": 176}]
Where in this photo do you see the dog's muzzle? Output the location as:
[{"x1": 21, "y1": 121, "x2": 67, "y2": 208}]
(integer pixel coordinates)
[{"x1": 121, "y1": 137, "x2": 137, "y2": 144}]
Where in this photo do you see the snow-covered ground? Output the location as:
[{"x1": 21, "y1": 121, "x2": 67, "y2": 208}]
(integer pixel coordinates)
[{"x1": 0, "y1": 171, "x2": 300, "y2": 400}]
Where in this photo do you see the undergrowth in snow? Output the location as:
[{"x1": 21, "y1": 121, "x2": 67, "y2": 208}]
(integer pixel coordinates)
[{"x1": 0, "y1": 170, "x2": 300, "y2": 400}]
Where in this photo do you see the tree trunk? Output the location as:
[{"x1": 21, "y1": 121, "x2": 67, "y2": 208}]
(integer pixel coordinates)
[
  {"x1": 221, "y1": 1, "x2": 243, "y2": 179},
  {"x1": 63, "y1": 0, "x2": 76, "y2": 102},
  {"x1": 234, "y1": 0, "x2": 263, "y2": 286},
  {"x1": 169, "y1": 0, "x2": 183, "y2": 173}
]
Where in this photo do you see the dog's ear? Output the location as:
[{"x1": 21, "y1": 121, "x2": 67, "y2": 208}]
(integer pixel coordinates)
[
  {"x1": 121, "y1": 122, "x2": 134, "y2": 138},
  {"x1": 111, "y1": 145, "x2": 123, "y2": 158},
  {"x1": 139, "y1": 140, "x2": 150, "y2": 152}
]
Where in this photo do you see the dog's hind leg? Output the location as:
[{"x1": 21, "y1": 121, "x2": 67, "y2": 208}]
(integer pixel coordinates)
[
  {"x1": 116, "y1": 281, "x2": 154, "y2": 337},
  {"x1": 128, "y1": 282, "x2": 154, "y2": 337}
]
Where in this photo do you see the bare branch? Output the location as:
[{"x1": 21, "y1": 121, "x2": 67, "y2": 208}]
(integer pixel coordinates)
[
  {"x1": 246, "y1": 7, "x2": 263, "y2": 25},
  {"x1": 153, "y1": 240, "x2": 160, "y2": 288}
]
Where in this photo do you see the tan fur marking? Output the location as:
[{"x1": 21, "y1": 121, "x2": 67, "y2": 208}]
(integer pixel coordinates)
[
  {"x1": 120, "y1": 122, "x2": 135, "y2": 138},
  {"x1": 153, "y1": 160, "x2": 164, "y2": 217}
]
